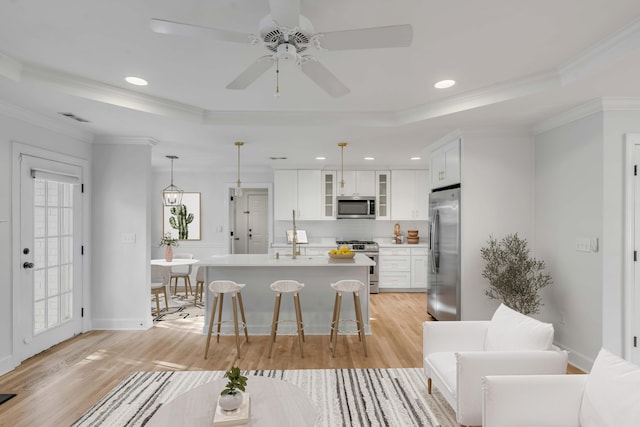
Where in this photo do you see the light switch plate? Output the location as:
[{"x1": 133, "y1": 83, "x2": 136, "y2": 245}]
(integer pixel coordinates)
[
  {"x1": 121, "y1": 233, "x2": 136, "y2": 244},
  {"x1": 575, "y1": 238, "x2": 590, "y2": 252}
]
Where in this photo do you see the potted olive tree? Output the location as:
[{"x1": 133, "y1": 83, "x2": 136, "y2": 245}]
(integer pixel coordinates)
[
  {"x1": 480, "y1": 233, "x2": 552, "y2": 315},
  {"x1": 218, "y1": 367, "x2": 248, "y2": 411}
]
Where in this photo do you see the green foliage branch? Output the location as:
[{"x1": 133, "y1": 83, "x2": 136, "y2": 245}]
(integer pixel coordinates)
[
  {"x1": 480, "y1": 233, "x2": 552, "y2": 315},
  {"x1": 221, "y1": 367, "x2": 248, "y2": 396}
]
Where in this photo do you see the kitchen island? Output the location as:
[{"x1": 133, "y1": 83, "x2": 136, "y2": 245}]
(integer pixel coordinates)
[{"x1": 199, "y1": 253, "x2": 375, "y2": 335}]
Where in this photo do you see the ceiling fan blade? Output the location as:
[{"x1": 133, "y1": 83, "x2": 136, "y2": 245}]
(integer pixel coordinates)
[
  {"x1": 316, "y1": 24, "x2": 413, "y2": 50},
  {"x1": 226, "y1": 56, "x2": 275, "y2": 90},
  {"x1": 268, "y1": 0, "x2": 300, "y2": 28},
  {"x1": 150, "y1": 18, "x2": 252, "y2": 44},
  {"x1": 300, "y1": 59, "x2": 350, "y2": 98}
]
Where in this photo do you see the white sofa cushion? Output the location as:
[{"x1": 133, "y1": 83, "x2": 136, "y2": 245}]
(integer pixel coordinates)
[
  {"x1": 579, "y1": 348, "x2": 640, "y2": 427},
  {"x1": 484, "y1": 303, "x2": 554, "y2": 351}
]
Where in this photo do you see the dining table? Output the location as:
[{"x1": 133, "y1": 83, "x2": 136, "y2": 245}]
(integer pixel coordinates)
[{"x1": 151, "y1": 258, "x2": 200, "y2": 307}]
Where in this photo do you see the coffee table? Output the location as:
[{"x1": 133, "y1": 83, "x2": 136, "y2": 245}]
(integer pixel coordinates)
[{"x1": 146, "y1": 375, "x2": 317, "y2": 427}]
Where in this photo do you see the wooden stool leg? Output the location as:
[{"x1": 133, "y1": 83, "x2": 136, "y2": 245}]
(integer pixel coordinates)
[
  {"x1": 172, "y1": 277, "x2": 177, "y2": 295},
  {"x1": 354, "y1": 292, "x2": 367, "y2": 357},
  {"x1": 216, "y1": 294, "x2": 224, "y2": 343},
  {"x1": 186, "y1": 276, "x2": 192, "y2": 297},
  {"x1": 162, "y1": 287, "x2": 169, "y2": 311},
  {"x1": 237, "y1": 291, "x2": 249, "y2": 342},
  {"x1": 232, "y1": 294, "x2": 241, "y2": 358},
  {"x1": 332, "y1": 293, "x2": 342, "y2": 358},
  {"x1": 268, "y1": 293, "x2": 281, "y2": 358},
  {"x1": 153, "y1": 290, "x2": 160, "y2": 317},
  {"x1": 204, "y1": 294, "x2": 219, "y2": 359},
  {"x1": 329, "y1": 292, "x2": 340, "y2": 352},
  {"x1": 294, "y1": 292, "x2": 304, "y2": 358},
  {"x1": 427, "y1": 378, "x2": 432, "y2": 394}
]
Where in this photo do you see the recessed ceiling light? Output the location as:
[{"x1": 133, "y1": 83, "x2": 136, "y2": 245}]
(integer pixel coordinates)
[
  {"x1": 410, "y1": 156, "x2": 422, "y2": 160},
  {"x1": 364, "y1": 157, "x2": 375, "y2": 160},
  {"x1": 434, "y1": 79, "x2": 455, "y2": 89},
  {"x1": 315, "y1": 156, "x2": 326, "y2": 160},
  {"x1": 125, "y1": 76, "x2": 148, "y2": 86}
]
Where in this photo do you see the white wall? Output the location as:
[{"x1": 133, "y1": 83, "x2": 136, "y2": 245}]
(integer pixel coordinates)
[
  {"x1": 460, "y1": 131, "x2": 536, "y2": 321},
  {"x1": 535, "y1": 113, "x2": 604, "y2": 370},
  {"x1": 0, "y1": 107, "x2": 92, "y2": 375},
  {"x1": 91, "y1": 142, "x2": 152, "y2": 329}
]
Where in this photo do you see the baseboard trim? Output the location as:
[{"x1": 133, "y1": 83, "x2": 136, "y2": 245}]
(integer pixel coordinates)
[
  {"x1": 91, "y1": 318, "x2": 152, "y2": 331},
  {"x1": 555, "y1": 342, "x2": 594, "y2": 373},
  {"x1": 0, "y1": 354, "x2": 16, "y2": 376}
]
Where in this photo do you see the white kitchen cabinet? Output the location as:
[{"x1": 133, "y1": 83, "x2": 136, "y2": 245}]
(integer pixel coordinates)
[
  {"x1": 338, "y1": 170, "x2": 375, "y2": 197},
  {"x1": 379, "y1": 247, "x2": 411, "y2": 289},
  {"x1": 410, "y1": 247, "x2": 429, "y2": 289},
  {"x1": 376, "y1": 171, "x2": 390, "y2": 220},
  {"x1": 321, "y1": 171, "x2": 336, "y2": 219},
  {"x1": 390, "y1": 170, "x2": 429, "y2": 220},
  {"x1": 430, "y1": 138, "x2": 460, "y2": 190},
  {"x1": 274, "y1": 170, "x2": 322, "y2": 221},
  {"x1": 274, "y1": 170, "x2": 298, "y2": 221}
]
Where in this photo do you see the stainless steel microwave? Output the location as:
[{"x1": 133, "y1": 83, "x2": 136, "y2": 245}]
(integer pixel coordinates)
[{"x1": 336, "y1": 196, "x2": 376, "y2": 219}]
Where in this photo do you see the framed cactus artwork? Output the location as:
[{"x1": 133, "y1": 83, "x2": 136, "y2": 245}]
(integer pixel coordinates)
[{"x1": 162, "y1": 192, "x2": 201, "y2": 240}]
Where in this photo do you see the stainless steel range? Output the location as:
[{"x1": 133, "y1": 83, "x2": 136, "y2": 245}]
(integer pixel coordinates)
[{"x1": 336, "y1": 240, "x2": 379, "y2": 294}]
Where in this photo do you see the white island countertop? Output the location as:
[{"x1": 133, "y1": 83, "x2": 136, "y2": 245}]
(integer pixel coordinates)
[{"x1": 199, "y1": 253, "x2": 375, "y2": 267}]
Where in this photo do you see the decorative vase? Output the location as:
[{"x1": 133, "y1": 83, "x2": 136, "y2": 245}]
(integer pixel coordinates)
[
  {"x1": 218, "y1": 393, "x2": 243, "y2": 411},
  {"x1": 164, "y1": 245, "x2": 173, "y2": 262}
]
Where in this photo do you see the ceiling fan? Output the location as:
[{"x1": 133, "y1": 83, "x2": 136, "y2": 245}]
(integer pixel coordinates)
[{"x1": 150, "y1": 0, "x2": 413, "y2": 97}]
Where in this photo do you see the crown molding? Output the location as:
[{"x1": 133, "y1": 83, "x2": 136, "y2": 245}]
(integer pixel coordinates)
[
  {"x1": 93, "y1": 136, "x2": 159, "y2": 146},
  {"x1": 0, "y1": 99, "x2": 93, "y2": 143},
  {"x1": 558, "y1": 17, "x2": 640, "y2": 85},
  {"x1": 601, "y1": 97, "x2": 640, "y2": 111},
  {"x1": 533, "y1": 99, "x2": 603, "y2": 135}
]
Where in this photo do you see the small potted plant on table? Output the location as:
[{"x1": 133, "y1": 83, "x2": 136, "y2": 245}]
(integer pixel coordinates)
[
  {"x1": 218, "y1": 367, "x2": 248, "y2": 411},
  {"x1": 159, "y1": 232, "x2": 178, "y2": 262}
]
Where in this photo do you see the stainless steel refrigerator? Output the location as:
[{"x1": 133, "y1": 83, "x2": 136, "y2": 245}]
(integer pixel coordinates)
[{"x1": 427, "y1": 186, "x2": 461, "y2": 321}]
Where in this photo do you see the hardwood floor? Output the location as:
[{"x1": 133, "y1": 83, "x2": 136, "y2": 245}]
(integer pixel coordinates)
[{"x1": 0, "y1": 292, "x2": 430, "y2": 426}]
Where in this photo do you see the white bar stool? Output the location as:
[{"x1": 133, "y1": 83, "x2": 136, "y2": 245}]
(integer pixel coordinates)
[
  {"x1": 193, "y1": 266, "x2": 205, "y2": 306},
  {"x1": 204, "y1": 280, "x2": 249, "y2": 359},
  {"x1": 268, "y1": 280, "x2": 305, "y2": 358},
  {"x1": 329, "y1": 279, "x2": 368, "y2": 357}
]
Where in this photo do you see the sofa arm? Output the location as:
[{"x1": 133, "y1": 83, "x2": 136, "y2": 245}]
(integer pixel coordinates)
[
  {"x1": 423, "y1": 321, "x2": 489, "y2": 356},
  {"x1": 456, "y1": 350, "x2": 569, "y2": 426},
  {"x1": 482, "y1": 374, "x2": 587, "y2": 427}
]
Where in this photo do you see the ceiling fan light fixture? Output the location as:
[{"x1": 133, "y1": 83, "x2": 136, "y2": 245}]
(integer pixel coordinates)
[
  {"x1": 235, "y1": 141, "x2": 244, "y2": 195},
  {"x1": 277, "y1": 43, "x2": 297, "y2": 61},
  {"x1": 162, "y1": 155, "x2": 183, "y2": 206},
  {"x1": 338, "y1": 142, "x2": 347, "y2": 189},
  {"x1": 434, "y1": 79, "x2": 455, "y2": 89}
]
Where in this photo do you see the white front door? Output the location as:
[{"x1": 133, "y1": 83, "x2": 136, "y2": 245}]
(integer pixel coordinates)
[
  {"x1": 248, "y1": 193, "x2": 268, "y2": 254},
  {"x1": 17, "y1": 154, "x2": 83, "y2": 362}
]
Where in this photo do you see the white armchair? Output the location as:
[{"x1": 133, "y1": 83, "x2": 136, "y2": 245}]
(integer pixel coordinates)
[
  {"x1": 482, "y1": 348, "x2": 640, "y2": 427},
  {"x1": 423, "y1": 304, "x2": 568, "y2": 427}
]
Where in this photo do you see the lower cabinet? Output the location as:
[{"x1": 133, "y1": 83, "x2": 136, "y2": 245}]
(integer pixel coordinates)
[{"x1": 379, "y1": 246, "x2": 428, "y2": 291}]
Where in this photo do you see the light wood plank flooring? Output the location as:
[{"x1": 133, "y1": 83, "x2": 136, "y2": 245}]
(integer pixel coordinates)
[{"x1": 0, "y1": 292, "x2": 430, "y2": 426}]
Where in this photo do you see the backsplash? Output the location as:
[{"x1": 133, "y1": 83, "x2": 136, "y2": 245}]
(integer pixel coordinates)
[{"x1": 273, "y1": 219, "x2": 429, "y2": 244}]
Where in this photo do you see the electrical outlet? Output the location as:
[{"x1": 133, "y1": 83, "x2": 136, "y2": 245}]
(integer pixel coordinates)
[{"x1": 575, "y1": 238, "x2": 590, "y2": 252}]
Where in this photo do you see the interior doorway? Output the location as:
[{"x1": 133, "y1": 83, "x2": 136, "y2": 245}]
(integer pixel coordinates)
[
  {"x1": 229, "y1": 188, "x2": 269, "y2": 254},
  {"x1": 626, "y1": 134, "x2": 640, "y2": 364}
]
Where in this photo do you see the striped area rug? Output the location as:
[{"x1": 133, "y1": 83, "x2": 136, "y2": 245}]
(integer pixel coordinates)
[{"x1": 72, "y1": 368, "x2": 456, "y2": 427}]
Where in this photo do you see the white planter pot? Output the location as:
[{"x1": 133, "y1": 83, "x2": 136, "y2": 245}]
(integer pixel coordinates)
[{"x1": 218, "y1": 393, "x2": 243, "y2": 411}]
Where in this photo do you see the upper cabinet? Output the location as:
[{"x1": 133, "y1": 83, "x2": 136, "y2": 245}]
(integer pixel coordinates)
[
  {"x1": 376, "y1": 171, "x2": 391, "y2": 220},
  {"x1": 322, "y1": 170, "x2": 337, "y2": 220},
  {"x1": 274, "y1": 170, "x2": 322, "y2": 221},
  {"x1": 430, "y1": 138, "x2": 461, "y2": 190},
  {"x1": 337, "y1": 170, "x2": 375, "y2": 197},
  {"x1": 391, "y1": 170, "x2": 429, "y2": 221}
]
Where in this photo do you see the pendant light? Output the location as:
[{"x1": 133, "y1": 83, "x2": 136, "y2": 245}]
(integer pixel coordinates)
[
  {"x1": 338, "y1": 142, "x2": 347, "y2": 189},
  {"x1": 234, "y1": 141, "x2": 244, "y2": 197},
  {"x1": 162, "y1": 155, "x2": 183, "y2": 206}
]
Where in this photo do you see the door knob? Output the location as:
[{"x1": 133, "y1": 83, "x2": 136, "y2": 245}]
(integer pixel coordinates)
[{"x1": 23, "y1": 262, "x2": 34, "y2": 269}]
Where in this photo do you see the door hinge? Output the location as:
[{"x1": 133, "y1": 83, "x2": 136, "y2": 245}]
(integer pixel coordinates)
[
  {"x1": 230, "y1": 231, "x2": 234, "y2": 237},
  {"x1": 635, "y1": 336, "x2": 638, "y2": 348},
  {"x1": 635, "y1": 165, "x2": 638, "y2": 176},
  {"x1": 230, "y1": 195, "x2": 234, "y2": 202},
  {"x1": 81, "y1": 245, "x2": 84, "y2": 255},
  {"x1": 81, "y1": 183, "x2": 84, "y2": 193},
  {"x1": 81, "y1": 307, "x2": 84, "y2": 318},
  {"x1": 634, "y1": 250, "x2": 637, "y2": 262}
]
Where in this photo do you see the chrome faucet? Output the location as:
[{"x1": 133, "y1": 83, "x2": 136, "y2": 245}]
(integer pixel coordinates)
[{"x1": 292, "y1": 209, "x2": 297, "y2": 259}]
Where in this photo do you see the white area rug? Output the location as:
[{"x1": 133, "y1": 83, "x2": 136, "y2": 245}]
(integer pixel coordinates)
[{"x1": 72, "y1": 368, "x2": 456, "y2": 427}]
